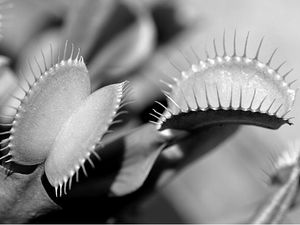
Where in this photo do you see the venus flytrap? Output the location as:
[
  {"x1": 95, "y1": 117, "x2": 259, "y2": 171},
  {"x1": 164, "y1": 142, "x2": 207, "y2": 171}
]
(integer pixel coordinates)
[
  {"x1": 152, "y1": 31, "x2": 296, "y2": 132},
  {"x1": 0, "y1": 41, "x2": 132, "y2": 197}
]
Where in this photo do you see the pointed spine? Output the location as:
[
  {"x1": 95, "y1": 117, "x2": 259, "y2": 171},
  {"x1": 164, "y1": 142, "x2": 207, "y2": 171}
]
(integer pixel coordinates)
[{"x1": 254, "y1": 37, "x2": 264, "y2": 60}]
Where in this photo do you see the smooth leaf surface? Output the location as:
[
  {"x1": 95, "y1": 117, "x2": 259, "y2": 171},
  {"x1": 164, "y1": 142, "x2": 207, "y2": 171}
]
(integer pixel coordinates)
[{"x1": 45, "y1": 82, "x2": 124, "y2": 188}]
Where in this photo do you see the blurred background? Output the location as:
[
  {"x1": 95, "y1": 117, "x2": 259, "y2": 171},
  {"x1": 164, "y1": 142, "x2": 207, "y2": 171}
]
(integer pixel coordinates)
[{"x1": 1, "y1": 0, "x2": 300, "y2": 223}]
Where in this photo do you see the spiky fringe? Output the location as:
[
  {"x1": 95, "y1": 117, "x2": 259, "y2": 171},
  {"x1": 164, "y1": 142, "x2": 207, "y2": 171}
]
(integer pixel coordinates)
[
  {"x1": 152, "y1": 31, "x2": 296, "y2": 131},
  {"x1": 0, "y1": 41, "x2": 86, "y2": 166},
  {"x1": 54, "y1": 81, "x2": 132, "y2": 197}
]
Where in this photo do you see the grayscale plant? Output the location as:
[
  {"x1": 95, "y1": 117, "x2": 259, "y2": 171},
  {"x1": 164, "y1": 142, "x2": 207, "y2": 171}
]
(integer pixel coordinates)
[{"x1": 0, "y1": 0, "x2": 299, "y2": 224}]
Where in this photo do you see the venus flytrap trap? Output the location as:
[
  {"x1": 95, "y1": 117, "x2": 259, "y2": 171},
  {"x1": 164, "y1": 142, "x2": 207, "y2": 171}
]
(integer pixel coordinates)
[
  {"x1": 2, "y1": 42, "x2": 90, "y2": 165},
  {"x1": 0, "y1": 41, "x2": 132, "y2": 197},
  {"x1": 152, "y1": 31, "x2": 296, "y2": 133}
]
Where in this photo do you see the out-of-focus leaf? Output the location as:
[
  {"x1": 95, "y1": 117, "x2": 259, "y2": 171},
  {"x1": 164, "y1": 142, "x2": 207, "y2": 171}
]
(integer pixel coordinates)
[
  {"x1": 159, "y1": 125, "x2": 240, "y2": 171},
  {"x1": 0, "y1": 56, "x2": 16, "y2": 105},
  {"x1": 0, "y1": 57, "x2": 18, "y2": 124},
  {"x1": 62, "y1": 0, "x2": 119, "y2": 62},
  {"x1": 61, "y1": 0, "x2": 156, "y2": 91},
  {"x1": 108, "y1": 124, "x2": 166, "y2": 196},
  {"x1": 88, "y1": 8, "x2": 156, "y2": 90},
  {"x1": 1, "y1": 0, "x2": 65, "y2": 59}
]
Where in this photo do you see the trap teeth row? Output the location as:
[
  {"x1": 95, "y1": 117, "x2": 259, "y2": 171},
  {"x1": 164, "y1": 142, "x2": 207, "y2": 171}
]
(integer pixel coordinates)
[{"x1": 153, "y1": 31, "x2": 296, "y2": 131}]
